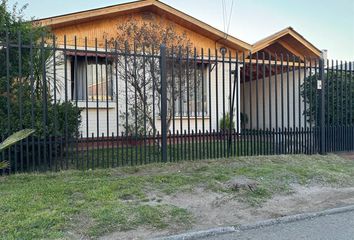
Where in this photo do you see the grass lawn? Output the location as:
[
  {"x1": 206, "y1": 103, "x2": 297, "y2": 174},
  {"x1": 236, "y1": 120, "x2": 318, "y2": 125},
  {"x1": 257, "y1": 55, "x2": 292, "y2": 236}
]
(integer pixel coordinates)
[
  {"x1": 56, "y1": 140, "x2": 274, "y2": 171},
  {"x1": 1, "y1": 154, "x2": 354, "y2": 239}
]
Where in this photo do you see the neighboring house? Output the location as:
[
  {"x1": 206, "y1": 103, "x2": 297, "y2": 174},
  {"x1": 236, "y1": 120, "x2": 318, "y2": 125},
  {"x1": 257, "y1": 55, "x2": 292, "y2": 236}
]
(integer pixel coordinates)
[{"x1": 35, "y1": 0, "x2": 321, "y2": 137}]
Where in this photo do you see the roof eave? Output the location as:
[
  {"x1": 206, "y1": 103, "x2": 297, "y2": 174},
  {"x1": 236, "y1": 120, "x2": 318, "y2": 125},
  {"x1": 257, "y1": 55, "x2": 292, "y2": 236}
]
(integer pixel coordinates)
[
  {"x1": 34, "y1": 0, "x2": 252, "y2": 51},
  {"x1": 251, "y1": 27, "x2": 321, "y2": 58}
]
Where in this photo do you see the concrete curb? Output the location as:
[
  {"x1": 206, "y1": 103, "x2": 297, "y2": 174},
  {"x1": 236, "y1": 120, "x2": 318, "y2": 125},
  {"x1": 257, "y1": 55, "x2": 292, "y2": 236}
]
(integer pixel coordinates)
[
  {"x1": 152, "y1": 204, "x2": 354, "y2": 240},
  {"x1": 151, "y1": 227, "x2": 238, "y2": 240},
  {"x1": 238, "y1": 204, "x2": 354, "y2": 231}
]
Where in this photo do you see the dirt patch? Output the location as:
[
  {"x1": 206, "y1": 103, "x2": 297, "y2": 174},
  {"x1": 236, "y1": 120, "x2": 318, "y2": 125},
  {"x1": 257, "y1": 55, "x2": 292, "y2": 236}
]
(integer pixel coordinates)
[
  {"x1": 257, "y1": 185, "x2": 354, "y2": 218},
  {"x1": 100, "y1": 186, "x2": 354, "y2": 240},
  {"x1": 337, "y1": 151, "x2": 354, "y2": 161},
  {"x1": 158, "y1": 186, "x2": 354, "y2": 227},
  {"x1": 66, "y1": 213, "x2": 96, "y2": 240}
]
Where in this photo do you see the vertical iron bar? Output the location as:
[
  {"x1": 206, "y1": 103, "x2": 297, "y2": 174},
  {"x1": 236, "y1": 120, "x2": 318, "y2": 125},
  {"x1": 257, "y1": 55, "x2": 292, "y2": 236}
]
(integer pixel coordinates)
[
  {"x1": 201, "y1": 48, "x2": 205, "y2": 158},
  {"x1": 53, "y1": 35, "x2": 58, "y2": 171},
  {"x1": 41, "y1": 34, "x2": 48, "y2": 170},
  {"x1": 105, "y1": 39, "x2": 110, "y2": 141},
  {"x1": 143, "y1": 44, "x2": 147, "y2": 164},
  {"x1": 274, "y1": 54, "x2": 278, "y2": 154},
  {"x1": 124, "y1": 42, "x2": 129, "y2": 165},
  {"x1": 18, "y1": 31, "x2": 24, "y2": 171},
  {"x1": 63, "y1": 35, "x2": 68, "y2": 169},
  {"x1": 249, "y1": 52, "x2": 253, "y2": 155},
  {"x1": 178, "y1": 47, "x2": 183, "y2": 160},
  {"x1": 319, "y1": 57, "x2": 325, "y2": 154},
  {"x1": 171, "y1": 46, "x2": 176, "y2": 161},
  {"x1": 6, "y1": 32, "x2": 11, "y2": 133},
  {"x1": 303, "y1": 58, "x2": 309, "y2": 153},
  {"x1": 29, "y1": 33, "x2": 35, "y2": 171},
  {"x1": 160, "y1": 45, "x2": 168, "y2": 163},
  {"x1": 95, "y1": 39, "x2": 100, "y2": 166},
  {"x1": 222, "y1": 49, "x2": 226, "y2": 157},
  {"x1": 85, "y1": 37, "x2": 89, "y2": 169},
  {"x1": 262, "y1": 53, "x2": 266, "y2": 155},
  {"x1": 228, "y1": 50, "x2": 232, "y2": 156},
  {"x1": 194, "y1": 48, "x2": 198, "y2": 160},
  {"x1": 255, "y1": 52, "x2": 259, "y2": 155},
  {"x1": 215, "y1": 49, "x2": 219, "y2": 157},
  {"x1": 242, "y1": 52, "x2": 246, "y2": 156},
  {"x1": 6, "y1": 32, "x2": 12, "y2": 172},
  {"x1": 74, "y1": 36, "x2": 79, "y2": 169},
  {"x1": 133, "y1": 42, "x2": 138, "y2": 165},
  {"x1": 186, "y1": 47, "x2": 191, "y2": 159},
  {"x1": 208, "y1": 49, "x2": 212, "y2": 155},
  {"x1": 236, "y1": 52, "x2": 240, "y2": 156},
  {"x1": 280, "y1": 54, "x2": 284, "y2": 154}
]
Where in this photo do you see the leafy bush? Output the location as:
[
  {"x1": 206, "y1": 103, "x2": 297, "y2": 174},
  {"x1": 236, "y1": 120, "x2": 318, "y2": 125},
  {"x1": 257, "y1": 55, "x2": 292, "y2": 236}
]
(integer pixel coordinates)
[
  {"x1": 0, "y1": 1, "x2": 81, "y2": 171},
  {"x1": 219, "y1": 113, "x2": 235, "y2": 131},
  {"x1": 0, "y1": 80, "x2": 81, "y2": 138},
  {"x1": 301, "y1": 71, "x2": 354, "y2": 125},
  {"x1": 0, "y1": 1, "x2": 81, "y2": 138}
]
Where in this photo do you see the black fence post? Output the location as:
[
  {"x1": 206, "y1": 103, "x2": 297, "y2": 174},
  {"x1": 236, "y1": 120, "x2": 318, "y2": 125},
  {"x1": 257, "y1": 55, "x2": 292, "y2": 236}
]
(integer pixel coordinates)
[
  {"x1": 319, "y1": 57, "x2": 326, "y2": 154},
  {"x1": 160, "y1": 45, "x2": 168, "y2": 162}
]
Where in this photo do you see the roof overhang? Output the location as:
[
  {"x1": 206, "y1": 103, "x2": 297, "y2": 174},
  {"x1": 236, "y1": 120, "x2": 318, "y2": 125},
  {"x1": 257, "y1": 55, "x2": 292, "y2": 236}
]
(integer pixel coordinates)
[
  {"x1": 34, "y1": 1, "x2": 321, "y2": 58},
  {"x1": 251, "y1": 27, "x2": 321, "y2": 59},
  {"x1": 34, "y1": 0, "x2": 252, "y2": 52}
]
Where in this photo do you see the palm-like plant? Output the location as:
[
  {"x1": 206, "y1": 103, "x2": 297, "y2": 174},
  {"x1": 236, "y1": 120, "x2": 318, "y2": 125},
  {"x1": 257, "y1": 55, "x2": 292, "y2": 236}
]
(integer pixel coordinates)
[
  {"x1": 0, "y1": 129, "x2": 35, "y2": 170},
  {"x1": 0, "y1": 161, "x2": 7, "y2": 170}
]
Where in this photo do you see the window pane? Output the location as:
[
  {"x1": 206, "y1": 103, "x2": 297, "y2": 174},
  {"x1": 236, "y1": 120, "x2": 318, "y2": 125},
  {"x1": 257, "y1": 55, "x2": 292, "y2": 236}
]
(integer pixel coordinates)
[
  {"x1": 77, "y1": 59, "x2": 113, "y2": 101},
  {"x1": 174, "y1": 64, "x2": 207, "y2": 117}
]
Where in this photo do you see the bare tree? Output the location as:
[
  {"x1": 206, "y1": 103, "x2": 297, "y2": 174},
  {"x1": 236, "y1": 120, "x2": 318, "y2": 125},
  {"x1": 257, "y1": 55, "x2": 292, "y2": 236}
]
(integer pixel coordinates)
[{"x1": 106, "y1": 14, "x2": 202, "y2": 136}]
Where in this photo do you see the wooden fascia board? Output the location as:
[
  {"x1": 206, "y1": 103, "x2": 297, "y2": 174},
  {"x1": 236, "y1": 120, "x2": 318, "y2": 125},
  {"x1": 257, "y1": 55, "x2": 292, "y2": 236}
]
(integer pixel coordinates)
[
  {"x1": 151, "y1": 1, "x2": 251, "y2": 51},
  {"x1": 287, "y1": 31, "x2": 321, "y2": 57},
  {"x1": 252, "y1": 28, "x2": 321, "y2": 58},
  {"x1": 277, "y1": 40, "x2": 305, "y2": 61},
  {"x1": 251, "y1": 30, "x2": 289, "y2": 53},
  {"x1": 35, "y1": 0, "x2": 153, "y2": 28},
  {"x1": 35, "y1": 0, "x2": 252, "y2": 51}
]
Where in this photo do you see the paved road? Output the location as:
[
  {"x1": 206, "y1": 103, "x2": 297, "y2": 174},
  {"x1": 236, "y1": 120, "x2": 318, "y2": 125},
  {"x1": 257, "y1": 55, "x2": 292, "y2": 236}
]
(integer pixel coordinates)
[{"x1": 205, "y1": 210, "x2": 354, "y2": 240}]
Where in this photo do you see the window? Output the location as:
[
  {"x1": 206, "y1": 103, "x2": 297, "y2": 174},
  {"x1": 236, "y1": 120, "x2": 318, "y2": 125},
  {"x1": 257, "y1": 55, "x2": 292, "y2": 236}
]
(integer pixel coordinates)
[
  {"x1": 72, "y1": 57, "x2": 114, "y2": 101},
  {"x1": 174, "y1": 63, "x2": 208, "y2": 117}
]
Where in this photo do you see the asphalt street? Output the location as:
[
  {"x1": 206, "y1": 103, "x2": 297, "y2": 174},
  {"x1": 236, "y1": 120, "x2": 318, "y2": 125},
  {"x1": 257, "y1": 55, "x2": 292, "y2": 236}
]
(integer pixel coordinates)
[{"x1": 204, "y1": 210, "x2": 354, "y2": 240}]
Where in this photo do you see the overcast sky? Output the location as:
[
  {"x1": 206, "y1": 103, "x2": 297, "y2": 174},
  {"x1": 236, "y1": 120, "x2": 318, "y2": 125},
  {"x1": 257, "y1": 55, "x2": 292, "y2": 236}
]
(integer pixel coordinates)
[{"x1": 8, "y1": 0, "x2": 354, "y2": 61}]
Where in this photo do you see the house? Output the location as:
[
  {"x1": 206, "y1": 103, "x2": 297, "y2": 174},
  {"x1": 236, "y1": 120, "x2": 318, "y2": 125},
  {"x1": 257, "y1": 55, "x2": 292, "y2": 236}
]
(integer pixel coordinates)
[{"x1": 35, "y1": 0, "x2": 322, "y2": 138}]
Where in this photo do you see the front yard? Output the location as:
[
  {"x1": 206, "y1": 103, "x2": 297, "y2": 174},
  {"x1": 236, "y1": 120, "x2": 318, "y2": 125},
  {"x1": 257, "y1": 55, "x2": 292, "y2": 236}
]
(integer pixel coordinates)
[{"x1": 1, "y1": 154, "x2": 354, "y2": 239}]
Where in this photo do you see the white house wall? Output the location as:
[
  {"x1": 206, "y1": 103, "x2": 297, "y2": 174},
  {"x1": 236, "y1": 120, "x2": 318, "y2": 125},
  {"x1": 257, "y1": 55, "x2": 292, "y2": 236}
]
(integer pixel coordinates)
[
  {"x1": 52, "y1": 52, "x2": 241, "y2": 138},
  {"x1": 241, "y1": 69, "x2": 310, "y2": 130},
  {"x1": 52, "y1": 51, "x2": 311, "y2": 136}
]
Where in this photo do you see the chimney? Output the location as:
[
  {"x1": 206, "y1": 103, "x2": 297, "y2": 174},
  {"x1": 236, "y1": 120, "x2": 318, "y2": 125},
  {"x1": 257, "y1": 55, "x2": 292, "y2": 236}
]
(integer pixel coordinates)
[{"x1": 321, "y1": 49, "x2": 328, "y2": 67}]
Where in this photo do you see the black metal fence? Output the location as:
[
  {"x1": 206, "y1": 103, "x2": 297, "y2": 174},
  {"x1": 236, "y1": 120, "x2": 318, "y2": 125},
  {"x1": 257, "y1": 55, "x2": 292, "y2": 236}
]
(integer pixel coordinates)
[{"x1": 0, "y1": 33, "x2": 353, "y2": 173}]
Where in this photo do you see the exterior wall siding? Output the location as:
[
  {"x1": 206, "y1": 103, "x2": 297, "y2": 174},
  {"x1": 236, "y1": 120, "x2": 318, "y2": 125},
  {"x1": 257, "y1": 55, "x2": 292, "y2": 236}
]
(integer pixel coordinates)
[
  {"x1": 53, "y1": 55, "x2": 241, "y2": 137},
  {"x1": 241, "y1": 69, "x2": 310, "y2": 130}
]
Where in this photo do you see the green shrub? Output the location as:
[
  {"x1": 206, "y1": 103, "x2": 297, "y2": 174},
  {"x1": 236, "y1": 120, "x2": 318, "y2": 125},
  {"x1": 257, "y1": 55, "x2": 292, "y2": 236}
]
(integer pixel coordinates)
[
  {"x1": 301, "y1": 71, "x2": 354, "y2": 125},
  {"x1": 219, "y1": 113, "x2": 235, "y2": 131},
  {"x1": 0, "y1": 1, "x2": 82, "y2": 138},
  {"x1": 0, "y1": 80, "x2": 81, "y2": 138}
]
